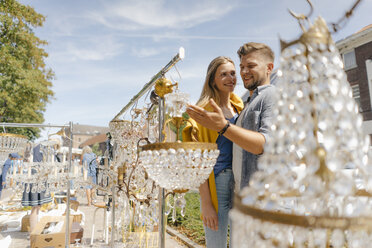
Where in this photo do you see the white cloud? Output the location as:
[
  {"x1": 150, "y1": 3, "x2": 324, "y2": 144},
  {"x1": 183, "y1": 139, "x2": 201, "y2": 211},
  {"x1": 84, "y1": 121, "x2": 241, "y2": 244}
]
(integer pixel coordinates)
[
  {"x1": 131, "y1": 47, "x2": 162, "y2": 58},
  {"x1": 92, "y1": 0, "x2": 238, "y2": 30},
  {"x1": 45, "y1": 35, "x2": 125, "y2": 64},
  {"x1": 66, "y1": 36, "x2": 124, "y2": 61}
]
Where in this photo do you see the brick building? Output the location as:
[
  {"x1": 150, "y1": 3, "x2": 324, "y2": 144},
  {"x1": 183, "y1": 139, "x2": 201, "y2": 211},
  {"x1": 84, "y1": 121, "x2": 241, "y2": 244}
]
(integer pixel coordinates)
[
  {"x1": 336, "y1": 24, "x2": 372, "y2": 140},
  {"x1": 62, "y1": 124, "x2": 109, "y2": 149}
]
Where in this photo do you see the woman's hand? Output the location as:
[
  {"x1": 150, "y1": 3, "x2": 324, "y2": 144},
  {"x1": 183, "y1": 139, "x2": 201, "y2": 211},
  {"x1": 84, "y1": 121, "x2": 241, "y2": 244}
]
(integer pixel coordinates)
[
  {"x1": 199, "y1": 175, "x2": 218, "y2": 231},
  {"x1": 201, "y1": 201, "x2": 218, "y2": 231},
  {"x1": 186, "y1": 99, "x2": 227, "y2": 132}
]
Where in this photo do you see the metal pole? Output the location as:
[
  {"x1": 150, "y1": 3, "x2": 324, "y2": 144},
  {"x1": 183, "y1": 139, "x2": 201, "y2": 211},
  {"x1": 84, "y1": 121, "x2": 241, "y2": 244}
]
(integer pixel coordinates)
[
  {"x1": 0, "y1": 122, "x2": 69, "y2": 128},
  {"x1": 65, "y1": 121, "x2": 73, "y2": 247},
  {"x1": 111, "y1": 47, "x2": 184, "y2": 121},
  {"x1": 111, "y1": 182, "x2": 116, "y2": 247},
  {"x1": 158, "y1": 98, "x2": 166, "y2": 248}
]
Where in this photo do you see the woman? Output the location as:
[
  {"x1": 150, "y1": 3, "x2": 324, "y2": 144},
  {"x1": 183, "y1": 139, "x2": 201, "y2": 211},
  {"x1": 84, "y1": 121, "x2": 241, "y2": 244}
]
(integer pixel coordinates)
[
  {"x1": 81, "y1": 146, "x2": 97, "y2": 206},
  {"x1": 183, "y1": 56, "x2": 243, "y2": 248},
  {"x1": 0, "y1": 153, "x2": 20, "y2": 198}
]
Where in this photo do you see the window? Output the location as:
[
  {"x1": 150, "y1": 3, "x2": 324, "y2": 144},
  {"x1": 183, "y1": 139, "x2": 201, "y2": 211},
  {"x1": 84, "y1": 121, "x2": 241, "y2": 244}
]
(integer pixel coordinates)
[
  {"x1": 343, "y1": 50, "x2": 357, "y2": 70},
  {"x1": 351, "y1": 84, "x2": 362, "y2": 112}
]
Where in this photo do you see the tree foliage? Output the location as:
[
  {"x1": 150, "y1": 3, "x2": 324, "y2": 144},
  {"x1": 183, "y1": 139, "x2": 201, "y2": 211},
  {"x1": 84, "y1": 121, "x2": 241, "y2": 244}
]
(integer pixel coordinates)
[
  {"x1": 91, "y1": 143, "x2": 103, "y2": 157},
  {"x1": 0, "y1": 0, "x2": 54, "y2": 139}
]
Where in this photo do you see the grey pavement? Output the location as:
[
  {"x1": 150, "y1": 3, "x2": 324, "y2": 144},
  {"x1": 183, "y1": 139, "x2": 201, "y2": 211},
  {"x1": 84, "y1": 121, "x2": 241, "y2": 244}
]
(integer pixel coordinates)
[{"x1": 0, "y1": 193, "x2": 190, "y2": 248}]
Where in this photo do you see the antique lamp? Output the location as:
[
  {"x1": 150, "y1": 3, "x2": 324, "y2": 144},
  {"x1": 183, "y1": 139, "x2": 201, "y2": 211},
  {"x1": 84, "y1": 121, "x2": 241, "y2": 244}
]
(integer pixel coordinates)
[
  {"x1": 139, "y1": 79, "x2": 219, "y2": 192},
  {"x1": 230, "y1": 3, "x2": 372, "y2": 248}
]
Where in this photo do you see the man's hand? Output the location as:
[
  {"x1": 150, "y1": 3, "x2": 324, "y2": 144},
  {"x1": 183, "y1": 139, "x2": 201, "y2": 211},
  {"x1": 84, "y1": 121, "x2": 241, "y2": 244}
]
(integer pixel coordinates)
[
  {"x1": 201, "y1": 202, "x2": 219, "y2": 231},
  {"x1": 186, "y1": 99, "x2": 227, "y2": 132}
]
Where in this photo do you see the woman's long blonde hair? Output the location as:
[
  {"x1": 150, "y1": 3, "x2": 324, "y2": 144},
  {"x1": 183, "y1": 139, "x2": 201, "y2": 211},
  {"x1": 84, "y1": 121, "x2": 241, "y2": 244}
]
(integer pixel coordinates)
[
  {"x1": 82, "y1": 146, "x2": 92, "y2": 156},
  {"x1": 196, "y1": 56, "x2": 235, "y2": 107}
]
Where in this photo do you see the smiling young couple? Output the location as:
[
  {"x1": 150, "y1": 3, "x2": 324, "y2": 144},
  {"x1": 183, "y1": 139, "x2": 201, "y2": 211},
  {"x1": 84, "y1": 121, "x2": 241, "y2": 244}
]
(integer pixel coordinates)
[{"x1": 182, "y1": 42, "x2": 276, "y2": 248}]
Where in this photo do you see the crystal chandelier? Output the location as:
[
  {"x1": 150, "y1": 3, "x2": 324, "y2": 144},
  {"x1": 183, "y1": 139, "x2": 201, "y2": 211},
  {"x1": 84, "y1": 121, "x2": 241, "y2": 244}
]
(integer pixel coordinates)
[
  {"x1": 8, "y1": 142, "x2": 94, "y2": 195},
  {"x1": 139, "y1": 90, "x2": 219, "y2": 191},
  {"x1": 140, "y1": 141, "x2": 219, "y2": 191},
  {"x1": 109, "y1": 119, "x2": 133, "y2": 147},
  {"x1": 230, "y1": 6, "x2": 372, "y2": 248},
  {"x1": 109, "y1": 107, "x2": 161, "y2": 231},
  {"x1": 0, "y1": 133, "x2": 28, "y2": 161}
]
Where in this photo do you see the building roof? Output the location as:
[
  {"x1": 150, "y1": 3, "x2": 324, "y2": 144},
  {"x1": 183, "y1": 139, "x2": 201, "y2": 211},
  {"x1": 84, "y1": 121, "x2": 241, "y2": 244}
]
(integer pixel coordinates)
[
  {"x1": 58, "y1": 147, "x2": 82, "y2": 154},
  {"x1": 68, "y1": 124, "x2": 109, "y2": 135},
  {"x1": 356, "y1": 24, "x2": 372, "y2": 34},
  {"x1": 336, "y1": 24, "x2": 372, "y2": 52},
  {"x1": 79, "y1": 133, "x2": 107, "y2": 148}
]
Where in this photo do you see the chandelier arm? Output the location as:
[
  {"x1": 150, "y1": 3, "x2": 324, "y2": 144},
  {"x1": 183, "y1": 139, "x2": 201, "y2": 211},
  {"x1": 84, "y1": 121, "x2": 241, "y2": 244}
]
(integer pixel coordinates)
[
  {"x1": 329, "y1": 0, "x2": 363, "y2": 33},
  {"x1": 161, "y1": 119, "x2": 173, "y2": 143},
  {"x1": 288, "y1": 0, "x2": 314, "y2": 21},
  {"x1": 164, "y1": 191, "x2": 174, "y2": 199},
  {"x1": 126, "y1": 165, "x2": 136, "y2": 196}
]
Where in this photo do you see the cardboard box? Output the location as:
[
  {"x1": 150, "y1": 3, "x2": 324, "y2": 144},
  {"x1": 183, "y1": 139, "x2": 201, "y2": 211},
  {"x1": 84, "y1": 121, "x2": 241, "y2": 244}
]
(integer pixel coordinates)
[
  {"x1": 62, "y1": 213, "x2": 82, "y2": 223},
  {"x1": 30, "y1": 216, "x2": 73, "y2": 248},
  {"x1": 21, "y1": 214, "x2": 30, "y2": 232}
]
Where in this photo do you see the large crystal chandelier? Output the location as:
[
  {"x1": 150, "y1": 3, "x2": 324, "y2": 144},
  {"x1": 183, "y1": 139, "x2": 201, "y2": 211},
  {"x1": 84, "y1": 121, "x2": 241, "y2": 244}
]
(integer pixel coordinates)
[
  {"x1": 108, "y1": 49, "x2": 188, "y2": 241},
  {"x1": 109, "y1": 109, "x2": 161, "y2": 230},
  {"x1": 230, "y1": 10, "x2": 372, "y2": 248}
]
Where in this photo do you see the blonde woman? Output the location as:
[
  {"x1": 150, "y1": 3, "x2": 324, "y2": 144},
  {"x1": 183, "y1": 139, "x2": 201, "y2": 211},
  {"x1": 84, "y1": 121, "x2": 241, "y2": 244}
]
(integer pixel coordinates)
[
  {"x1": 81, "y1": 146, "x2": 97, "y2": 206},
  {"x1": 183, "y1": 56, "x2": 243, "y2": 248}
]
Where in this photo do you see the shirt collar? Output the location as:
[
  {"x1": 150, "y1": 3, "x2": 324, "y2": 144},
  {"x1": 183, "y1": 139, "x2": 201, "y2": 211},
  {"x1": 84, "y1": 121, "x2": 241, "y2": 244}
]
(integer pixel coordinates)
[
  {"x1": 256, "y1": 84, "x2": 272, "y2": 94},
  {"x1": 247, "y1": 84, "x2": 273, "y2": 104}
]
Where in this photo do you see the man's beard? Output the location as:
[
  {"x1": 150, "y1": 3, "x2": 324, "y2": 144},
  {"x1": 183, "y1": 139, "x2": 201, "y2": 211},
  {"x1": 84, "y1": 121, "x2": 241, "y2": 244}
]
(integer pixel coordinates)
[{"x1": 246, "y1": 80, "x2": 261, "y2": 91}]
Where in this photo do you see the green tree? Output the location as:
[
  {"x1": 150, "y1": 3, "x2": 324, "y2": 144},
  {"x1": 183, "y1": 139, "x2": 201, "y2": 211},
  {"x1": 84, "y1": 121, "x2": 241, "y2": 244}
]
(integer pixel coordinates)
[
  {"x1": 0, "y1": 0, "x2": 54, "y2": 139},
  {"x1": 91, "y1": 143, "x2": 103, "y2": 157}
]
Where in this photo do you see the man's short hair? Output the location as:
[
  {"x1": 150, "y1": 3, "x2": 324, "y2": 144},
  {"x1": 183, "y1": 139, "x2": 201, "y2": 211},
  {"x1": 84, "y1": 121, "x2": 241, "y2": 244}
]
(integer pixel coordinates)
[{"x1": 237, "y1": 42, "x2": 274, "y2": 62}]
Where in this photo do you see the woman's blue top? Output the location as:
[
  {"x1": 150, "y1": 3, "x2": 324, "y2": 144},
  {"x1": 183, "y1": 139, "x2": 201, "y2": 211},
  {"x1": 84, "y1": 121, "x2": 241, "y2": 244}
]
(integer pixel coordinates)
[
  {"x1": 0, "y1": 159, "x2": 12, "y2": 190},
  {"x1": 82, "y1": 153, "x2": 97, "y2": 177},
  {"x1": 213, "y1": 114, "x2": 238, "y2": 176}
]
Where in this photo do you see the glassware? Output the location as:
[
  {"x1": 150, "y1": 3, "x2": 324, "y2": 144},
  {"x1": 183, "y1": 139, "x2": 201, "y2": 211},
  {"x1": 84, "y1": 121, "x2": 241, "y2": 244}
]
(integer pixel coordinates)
[{"x1": 165, "y1": 92, "x2": 189, "y2": 117}]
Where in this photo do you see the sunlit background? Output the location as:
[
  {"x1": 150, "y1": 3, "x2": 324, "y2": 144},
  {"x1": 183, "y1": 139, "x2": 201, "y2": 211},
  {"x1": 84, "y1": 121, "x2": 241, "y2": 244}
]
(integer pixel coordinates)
[{"x1": 19, "y1": 0, "x2": 372, "y2": 132}]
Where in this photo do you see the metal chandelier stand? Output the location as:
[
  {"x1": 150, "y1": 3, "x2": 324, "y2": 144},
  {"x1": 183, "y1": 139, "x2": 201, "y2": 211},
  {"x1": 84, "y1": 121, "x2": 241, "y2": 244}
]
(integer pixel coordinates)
[{"x1": 111, "y1": 47, "x2": 185, "y2": 248}]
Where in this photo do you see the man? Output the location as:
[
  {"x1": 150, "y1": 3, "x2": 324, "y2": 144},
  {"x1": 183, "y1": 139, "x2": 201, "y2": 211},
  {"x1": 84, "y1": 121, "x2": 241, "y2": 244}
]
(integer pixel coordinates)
[
  {"x1": 0, "y1": 153, "x2": 21, "y2": 197},
  {"x1": 186, "y1": 42, "x2": 275, "y2": 191}
]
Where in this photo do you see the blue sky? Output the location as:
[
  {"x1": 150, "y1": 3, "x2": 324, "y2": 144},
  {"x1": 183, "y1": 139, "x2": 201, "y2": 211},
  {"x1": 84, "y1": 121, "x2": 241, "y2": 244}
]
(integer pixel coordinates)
[{"x1": 19, "y1": 0, "x2": 372, "y2": 131}]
